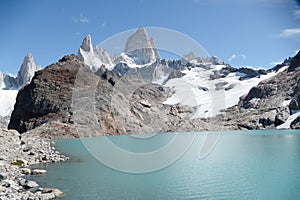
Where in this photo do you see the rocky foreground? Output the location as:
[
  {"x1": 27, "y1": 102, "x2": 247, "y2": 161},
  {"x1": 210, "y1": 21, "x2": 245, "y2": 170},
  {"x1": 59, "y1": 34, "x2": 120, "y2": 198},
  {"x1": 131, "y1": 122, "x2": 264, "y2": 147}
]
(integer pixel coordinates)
[{"x1": 0, "y1": 128, "x2": 68, "y2": 200}]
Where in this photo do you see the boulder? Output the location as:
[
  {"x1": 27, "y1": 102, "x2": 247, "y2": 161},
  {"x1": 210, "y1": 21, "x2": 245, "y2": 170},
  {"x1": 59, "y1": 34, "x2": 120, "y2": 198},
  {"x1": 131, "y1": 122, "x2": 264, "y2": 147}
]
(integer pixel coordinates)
[
  {"x1": 20, "y1": 168, "x2": 31, "y2": 175},
  {"x1": 25, "y1": 180, "x2": 39, "y2": 188},
  {"x1": 31, "y1": 169, "x2": 47, "y2": 175},
  {"x1": 43, "y1": 188, "x2": 64, "y2": 198}
]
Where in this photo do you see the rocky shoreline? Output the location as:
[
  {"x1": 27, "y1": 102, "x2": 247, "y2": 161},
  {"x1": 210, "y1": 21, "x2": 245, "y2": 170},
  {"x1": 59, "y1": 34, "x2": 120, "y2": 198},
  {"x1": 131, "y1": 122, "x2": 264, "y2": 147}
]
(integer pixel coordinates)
[{"x1": 0, "y1": 128, "x2": 68, "y2": 200}]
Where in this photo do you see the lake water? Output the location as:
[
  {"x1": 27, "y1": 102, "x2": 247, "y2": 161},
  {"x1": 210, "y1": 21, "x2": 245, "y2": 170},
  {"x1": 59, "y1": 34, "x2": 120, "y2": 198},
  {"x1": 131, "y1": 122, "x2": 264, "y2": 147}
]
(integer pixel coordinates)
[{"x1": 31, "y1": 130, "x2": 300, "y2": 200}]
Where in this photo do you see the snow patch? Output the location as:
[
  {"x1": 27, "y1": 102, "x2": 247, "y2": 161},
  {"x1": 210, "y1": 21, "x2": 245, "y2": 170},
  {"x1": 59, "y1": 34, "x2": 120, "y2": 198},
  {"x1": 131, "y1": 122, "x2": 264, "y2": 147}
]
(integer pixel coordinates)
[
  {"x1": 0, "y1": 89, "x2": 18, "y2": 116},
  {"x1": 282, "y1": 99, "x2": 291, "y2": 107},
  {"x1": 277, "y1": 111, "x2": 300, "y2": 129}
]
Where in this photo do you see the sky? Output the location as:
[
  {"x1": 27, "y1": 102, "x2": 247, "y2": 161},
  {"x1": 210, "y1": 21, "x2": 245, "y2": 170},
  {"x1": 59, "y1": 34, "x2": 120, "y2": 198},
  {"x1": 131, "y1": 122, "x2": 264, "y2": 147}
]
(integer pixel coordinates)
[{"x1": 0, "y1": 0, "x2": 299, "y2": 75}]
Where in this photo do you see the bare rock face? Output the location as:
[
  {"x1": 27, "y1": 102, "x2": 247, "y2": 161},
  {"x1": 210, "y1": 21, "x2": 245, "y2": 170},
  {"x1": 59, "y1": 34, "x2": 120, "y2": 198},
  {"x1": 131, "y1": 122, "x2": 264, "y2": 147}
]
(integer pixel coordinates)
[
  {"x1": 288, "y1": 50, "x2": 300, "y2": 72},
  {"x1": 8, "y1": 55, "x2": 84, "y2": 133},
  {"x1": 0, "y1": 53, "x2": 41, "y2": 89},
  {"x1": 124, "y1": 27, "x2": 160, "y2": 64},
  {"x1": 16, "y1": 53, "x2": 41, "y2": 87}
]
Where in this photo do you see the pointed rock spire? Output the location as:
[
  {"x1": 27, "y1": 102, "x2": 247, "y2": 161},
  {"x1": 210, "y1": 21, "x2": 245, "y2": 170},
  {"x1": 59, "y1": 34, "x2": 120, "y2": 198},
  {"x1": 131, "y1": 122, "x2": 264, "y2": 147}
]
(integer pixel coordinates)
[
  {"x1": 16, "y1": 53, "x2": 41, "y2": 87},
  {"x1": 124, "y1": 27, "x2": 160, "y2": 64},
  {"x1": 78, "y1": 34, "x2": 113, "y2": 71},
  {"x1": 80, "y1": 34, "x2": 93, "y2": 53}
]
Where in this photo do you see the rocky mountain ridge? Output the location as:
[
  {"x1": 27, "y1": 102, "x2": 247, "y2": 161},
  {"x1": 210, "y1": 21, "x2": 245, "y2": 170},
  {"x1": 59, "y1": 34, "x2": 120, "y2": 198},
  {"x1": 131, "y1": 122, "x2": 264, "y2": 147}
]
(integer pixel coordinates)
[
  {"x1": 7, "y1": 50, "x2": 300, "y2": 137},
  {"x1": 4, "y1": 27, "x2": 300, "y2": 137}
]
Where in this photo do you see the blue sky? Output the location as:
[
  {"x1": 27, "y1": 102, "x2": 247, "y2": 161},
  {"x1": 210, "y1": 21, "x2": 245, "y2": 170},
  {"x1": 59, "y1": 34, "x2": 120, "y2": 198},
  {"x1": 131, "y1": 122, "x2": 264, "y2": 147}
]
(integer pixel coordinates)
[{"x1": 0, "y1": 0, "x2": 299, "y2": 75}]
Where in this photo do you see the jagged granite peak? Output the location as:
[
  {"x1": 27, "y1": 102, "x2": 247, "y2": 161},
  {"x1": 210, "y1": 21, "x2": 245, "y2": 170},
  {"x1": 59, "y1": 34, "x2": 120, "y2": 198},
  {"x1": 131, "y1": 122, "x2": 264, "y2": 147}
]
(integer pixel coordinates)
[
  {"x1": 125, "y1": 27, "x2": 150, "y2": 52},
  {"x1": 78, "y1": 34, "x2": 113, "y2": 71},
  {"x1": 209, "y1": 56, "x2": 225, "y2": 65},
  {"x1": 186, "y1": 55, "x2": 225, "y2": 66},
  {"x1": 182, "y1": 52, "x2": 196, "y2": 62},
  {"x1": 16, "y1": 53, "x2": 41, "y2": 87},
  {"x1": 124, "y1": 27, "x2": 160, "y2": 64},
  {"x1": 0, "y1": 53, "x2": 40, "y2": 89},
  {"x1": 80, "y1": 34, "x2": 93, "y2": 53}
]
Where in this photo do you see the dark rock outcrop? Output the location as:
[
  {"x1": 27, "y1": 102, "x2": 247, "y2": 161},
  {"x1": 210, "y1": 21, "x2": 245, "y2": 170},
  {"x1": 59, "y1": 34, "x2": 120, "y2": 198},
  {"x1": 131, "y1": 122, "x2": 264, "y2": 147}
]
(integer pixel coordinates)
[
  {"x1": 288, "y1": 50, "x2": 300, "y2": 72},
  {"x1": 8, "y1": 55, "x2": 83, "y2": 133}
]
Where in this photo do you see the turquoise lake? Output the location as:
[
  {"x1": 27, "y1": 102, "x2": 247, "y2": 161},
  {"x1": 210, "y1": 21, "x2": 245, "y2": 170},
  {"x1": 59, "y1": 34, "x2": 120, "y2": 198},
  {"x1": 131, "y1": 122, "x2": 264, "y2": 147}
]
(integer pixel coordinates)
[{"x1": 31, "y1": 130, "x2": 300, "y2": 199}]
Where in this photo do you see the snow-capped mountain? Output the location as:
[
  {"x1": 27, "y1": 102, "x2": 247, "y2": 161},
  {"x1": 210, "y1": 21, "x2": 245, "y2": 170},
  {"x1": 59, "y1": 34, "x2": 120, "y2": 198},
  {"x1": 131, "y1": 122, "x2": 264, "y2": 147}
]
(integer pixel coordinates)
[
  {"x1": 78, "y1": 27, "x2": 161, "y2": 72},
  {"x1": 0, "y1": 53, "x2": 41, "y2": 118},
  {"x1": 77, "y1": 34, "x2": 113, "y2": 71},
  {"x1": 77, "y1": 27, "x2": 288, "y2": 119}
]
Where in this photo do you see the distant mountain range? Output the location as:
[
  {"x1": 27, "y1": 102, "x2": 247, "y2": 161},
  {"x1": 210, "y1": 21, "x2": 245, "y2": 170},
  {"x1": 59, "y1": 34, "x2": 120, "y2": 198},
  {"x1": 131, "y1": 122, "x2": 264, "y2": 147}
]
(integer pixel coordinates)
[{"x1": 1, "y1": 27, "x2": 299, "y2": 135}]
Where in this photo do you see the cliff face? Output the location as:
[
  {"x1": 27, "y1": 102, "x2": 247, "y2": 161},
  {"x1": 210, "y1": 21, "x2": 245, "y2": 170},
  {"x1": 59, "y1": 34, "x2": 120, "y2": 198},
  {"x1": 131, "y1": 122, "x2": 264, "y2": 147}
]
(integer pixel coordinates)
[{"x1": 8, "y1": 55, "x2": 82, "y2": 133}]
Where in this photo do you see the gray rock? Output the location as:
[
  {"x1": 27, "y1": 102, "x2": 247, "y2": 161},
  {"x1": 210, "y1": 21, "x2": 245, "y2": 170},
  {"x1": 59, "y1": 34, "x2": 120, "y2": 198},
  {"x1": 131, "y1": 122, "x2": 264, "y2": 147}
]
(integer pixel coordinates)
[
  {"x1": 287, "y1": 50, "x2": 300, "y2": 72},
  {"x1": 198, "y1": 86, "x2": 209, "y2": 91},
  {"x1": 289, "y1": 97, "x2": 300, "y2": 112},
  {"x1": 20, "y1": 168, "x2": 31, "y2": 175},
  {"x1": 8, "y1": 55, "x2": 85, "y2": 133},
  {"x1": 225, "y1": 83, "x2": 235, "y2": 91},
  {"x1": 291, "y1": 116, "x2": 300, "y2": 129},
  {"x1": 31, "y1": 169, "x2": 47, "y2": 175},
  {"x1": 18, "y1": 178, "x2": 27, "y2": 187},
  {"x1": 124, "y1": 27, "x2": 160, "y2": 64},
  {"x1": 0, "y1": 173, "x2": 6, "y2": 181},
  {"x1": 42, "y1": 188, "x2": 64, "y2": 198},
  {"x1": 78, "y1": 35, "x2": 113, "y2": 71},
  {"x1": 2, "y1": 179, "x2": 14, "y2": 188},
  {"x1": 16, "y1": 53, "x2": 41, "y2": 87},
  {"x1": 182, "y1": 52, "x2": 196, "y2": 62},
  {"x1": 25, "y1": 180, "x2": 39, "y2": 188},
  {"x1": 215, "y1": 81, "x2": 228, "y2": 90},
  {"x1": 40, "y1": 192, "x2": 56, "y2": 200}
]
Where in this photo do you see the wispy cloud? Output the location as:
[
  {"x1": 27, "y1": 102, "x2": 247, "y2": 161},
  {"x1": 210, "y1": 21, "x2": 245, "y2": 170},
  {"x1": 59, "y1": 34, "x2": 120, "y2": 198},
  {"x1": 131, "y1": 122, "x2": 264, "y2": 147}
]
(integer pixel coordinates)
[
  {"x1": 73, "y1": 13, "x2": 89, "y2": 23},
  {"x1": 270, "y1": 61, "x2": 282, "y2": 66},
  {"x1": 294, "y1": 9, "x2": 300, "y2": 19},
  {"x1": 278, "y1": 28, "x2": 300, "y2": 38},
  {"x1": 227, "y1": 54, "x2": 246, "y2": 62}
]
